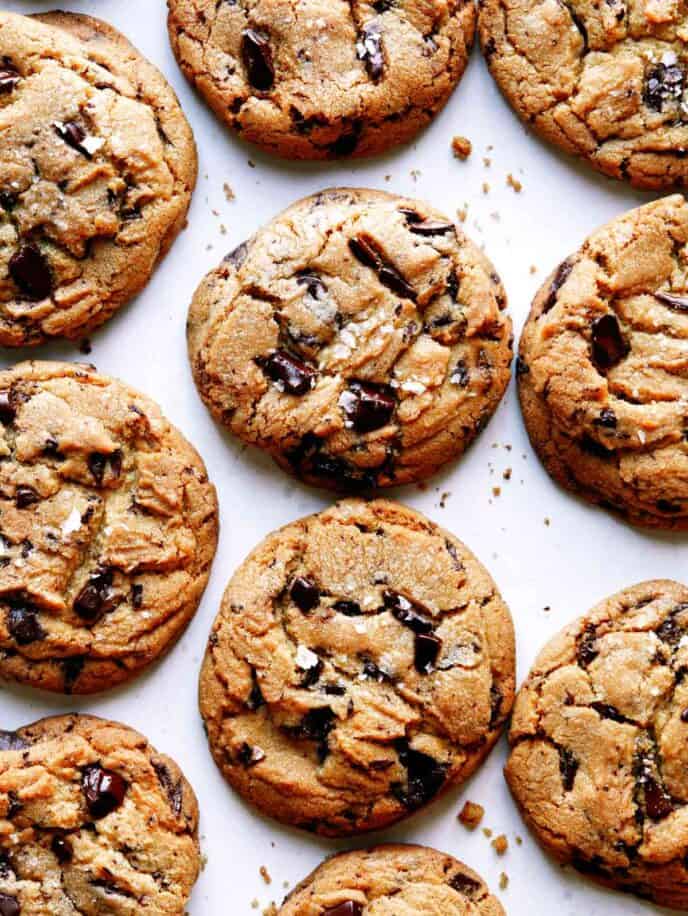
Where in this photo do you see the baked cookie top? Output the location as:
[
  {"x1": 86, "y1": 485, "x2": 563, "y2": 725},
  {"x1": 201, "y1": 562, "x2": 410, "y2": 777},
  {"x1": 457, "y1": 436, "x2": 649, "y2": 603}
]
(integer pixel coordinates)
[
  {"x1": 506, "y1": 580, "x2": 688, "y2": 910},
  {"x1": 0, "y1": 714, "x2": 200, "y2": 915},
  {"x1": 188, "y1": 188, "x2": 512, "y2": 491},
  {"x1": 278, "y1": 844, "x2": 506, "y2": 914},
  {"x1": 0, "y1": 361, "x2": 218, "y2": 695},
  {"x1": 199, "y1": 498, "x2": 515, "y2": 837},
  {"x1": 479, "y1": 0, "x2": 688, "y2": 188},
  {"x1": 167, "y1": 0, "x2": 474, "y2": 159},
  {"x1": 0, "y1": 11, "x2": 196, "y2": 346},
  {"x1": 519, "y1": 194, "x2": 688, "y2": 529}
]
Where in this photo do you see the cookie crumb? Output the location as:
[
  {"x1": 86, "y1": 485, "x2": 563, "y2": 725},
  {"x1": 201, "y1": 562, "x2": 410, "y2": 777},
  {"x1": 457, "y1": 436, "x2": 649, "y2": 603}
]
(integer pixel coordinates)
[
  {"x1": 263, "y1": 906, "x2": 278, "y2": 916},
  {"x1": 457, "y1": 207, "x2": 468, "y2": 223},
  {"x1": 499, "y1": 872, "x2": 509, "y2": 891},
  {"x1": 503, "y1": 468, "x2": 512, "y2": 480},
  {"x1": 516, "y1": 836, "x2": 523, "y2": 845},
  {"x1": 452, "y1": 135, "x2": 472, "y2": 160},
  {"x1": 529, "y1": 264, "x2": 537, "y2": 274},
  {"x1": 492, "y1": 486, "x2": 501, "y2": 497},
  {"x1": 223, "y1": 182, "x2": 235, "y2": 201},
  {"x1": 544, "y1": 517, "x2": 551, "y2": 526},
  {"x1": 458, "y1": 800, "x2": 484, "y2": 829},
  {"x1": 506, "y1": 173, "x2": 523, "y2": 192},
  {"x1": 492, "y1": 834, "x2": 508, "y2": 855},
  {"x1": 482, "y1": 182, "x2": 490, "y2": 194},
  {"x1": 410, "y1": 169, "x2": 421, "y2": 181},
  {"x1": 439, "y1": 491, "x2": 451, "y2": 509},
  {"x1": 259, "y1": 866, "x2": 271, "y2": 885},
  {"x1": 483, "y1": 157, "x2": 491, "y2": 167},
  {"x1": 483, "y1": 827, "x2": 493, "y2": 838}
]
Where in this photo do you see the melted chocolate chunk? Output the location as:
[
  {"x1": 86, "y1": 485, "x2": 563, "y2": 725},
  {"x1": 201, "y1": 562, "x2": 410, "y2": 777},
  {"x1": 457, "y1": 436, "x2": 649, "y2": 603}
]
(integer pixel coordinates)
[
  {"x1": 414, "y1": 631, "x2": 442, "y2": 673},
  {"x1": 51, "y1": 834, "x2": 73, "y2": 864},
  {"x1": 9, "y1": 243, "x2": 52, "y2": 300},
  {"x1": 577, "y1": 625, "x2": 599, "y2": 667},
  {"x1": 340, "y1": 380, "x2": 395, "y2": 433},
  {"x1": 595, "y1": 408, "x2": 617, "y2": 429},
  {"x1": 348, "y1": 234, "x2": 416, "y2": 300},
  {"x1": 290, "y1": 576, "x2": 320, "y2": 612},
  {"x1": 357, "y1": 23, "x2": 384, "y2": 81},
  {"x1": 7, "y1": 606, "x2": 45, "y2": 645},
  {"x1": 15, "y1": 485, "x2": 39, "y2": 508},
  {"x1": 0, "y1": 392, "x2": 15, "y2": 425},
  {"x1": 329, "y1": 130, "x2": 360, "y2": 156},
  {"x1": 591, "y1": 702, "x2": 628, "y2": 723},
  {"x1": 383, "y1": 590, "x2": 433, "y2": 633},
  {"x1": 407, "y1": 218, "x2": 454, "y2": 237},
  {"x1": 241, "y1": 29, "x2": 275, "y2": 91},
  {"x1": 656, "y1": 612, "x2": 684, "y2": 646},
  {"x1": 323, "y1": 904, "x2": 363, "y2": 916},
  {"x1": 0, "y1": 895, "x2": 19, "y2": 916},
  {"x1": 82, "y1": 764, "x2": 128, "y2": 819},
  {"x1": 558, "y1": 746, "x2": 579, "y2": 791},
  {"x1": 394, "y1": 739, "x2": 447, "y2": 809},
  {"x1": 333, "y1": 599, "x2": 362, "y2": 616},
  {"x1": 542, "y1": 258, "x2": 574, "y2": 313},
  {"x1": 641, "y1": 769, "x2": 674, "y2": 821},
  {"x1": 289, "y1": 707, "x2": 336, "y2": 762},
  {"x1": 238, "y1": 742, "x2": 266, "y2": 767},
  {"x1": 53, "y1": 121, "x2": 92, "y2": 158},
  {"x1": 655, "y1": 289, "x2": 688, "y2": 313},
  {"x1": 489, "y1": 684, "x2": 503, "y2": 728},
  {"x1": 644, "y1": 61, "x2": 684, "y2": 112},
  {"x1": 246, "y1": 674, "x2": 265, "y2": 710},
  {"x1": 0, "y1": 730, "x2": 28, "y2": 751},
  {"x1": 296, "y1": 273, "x2": 327, "y2": 299},
  {"x1": 0, "y1": 63, "x2": 20, "y2": 95},
  {"x1": 257, "y1": 349, "x2": 316, "y2": 395},
  {"x1": 73, "y1": 569, "x2": 115, "y2": 623},
  {"x1": 62, "y1": 656, "x2": 85, "y2": 693},
  {"x1": 88, "y1": 450, "x2": 122, "y2": 485},
  {"x1": 152, "y1": 759, "x2": 183, "y2": 816},
  {"x1": 449, "y1": 872, "x2": 481, "y2": 899},
  {"x1": 591, "y1": 314, "x2": 629, "y2": 373}
]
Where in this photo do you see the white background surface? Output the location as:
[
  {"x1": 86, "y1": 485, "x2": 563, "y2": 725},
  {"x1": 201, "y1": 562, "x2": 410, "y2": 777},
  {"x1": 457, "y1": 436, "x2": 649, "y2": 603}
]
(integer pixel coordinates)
[{"x1": 1, "y1": 1, "x2": 681, "y2": 913}]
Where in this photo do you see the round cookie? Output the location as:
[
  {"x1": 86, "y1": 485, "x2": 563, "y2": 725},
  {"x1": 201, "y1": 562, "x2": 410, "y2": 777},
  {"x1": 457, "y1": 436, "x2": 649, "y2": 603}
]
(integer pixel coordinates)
[
  {"x1": 0, "y1": 713, "x2": 200, "y2": 914},
  {"x1": 518, "y1": 194, "x2": 688, "y2": 529},
  {"x1": 167, "y1": 0, "x2": 474, "y2": 160},
  {"x1": 506, "y1": 580, "x2": 688, "y2": 911},
  {"x1": 0, "y1": 360, "x2": 218, "y2": 695},
  {"x1": 188, "y1": 188, "x2": 512, "y2": 491},
  {"x1": 0, "y1": 11, "x2": 197, "y2": 346},
  {"x1": 278, "y1": 844, "x2": 506, "y2": 914},
  {"x1": 199, "y1": 498, "x2": 515, "y2": 837},
  {"x1": 478, "y1": 0, "x2": 688, "y2": 189}
]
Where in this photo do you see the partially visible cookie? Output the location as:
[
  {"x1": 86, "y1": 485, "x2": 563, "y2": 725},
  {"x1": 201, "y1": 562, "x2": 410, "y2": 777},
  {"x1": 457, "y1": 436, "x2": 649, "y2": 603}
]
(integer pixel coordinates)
[
  {"x1": 188, "y1": 188, "x2": 512, "y2": 491},
  {"x1": 519, "y1": 194, "x2": 688, "y2": 529},
  {"x1": 0, "y1": 713, "x2": 200, "y2": 914},
  {"x1": 199, "y1": 498, "x2": 515, "y2": 837},
  {"x1": 0, "y1": 360, "x2": 218, "y2": 695},
  {"x1": 278, "y1": 844, "x2": 506, "y2": 914},
  {"x1": 506, "y1": 579, "x2": 688, "y2": 911},
  {"x1": 0, "y1": 11, "x2": 196, "y2": 346},
  {"x1": 479, "y1": 0, "x2": 688, "y2": 189},
  {"x1": 167, "y1": 0, "x2": 474, "y2": 160}
]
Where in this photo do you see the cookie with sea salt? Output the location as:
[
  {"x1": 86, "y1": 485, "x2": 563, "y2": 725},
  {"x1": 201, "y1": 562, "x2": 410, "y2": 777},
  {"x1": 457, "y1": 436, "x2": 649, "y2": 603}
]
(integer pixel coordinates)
[
  {"x1": 0, "y1": 11, "x2": 196, "y2": 346},
  {"x1": 199, "y1": 498, "x2": 515, "y2": 836},
  {"x1": 0, "y1": 360, "x2": 218, "y2": 695},
  {"x1": 0, "y1": 713, "x2": 200, "y2": 914},
  {"x1": 167, "y1": 0, "x2": 475, "y2": 159},
  {"x1": 188, "y1": 188, "x2": 512, "y2": 492}
]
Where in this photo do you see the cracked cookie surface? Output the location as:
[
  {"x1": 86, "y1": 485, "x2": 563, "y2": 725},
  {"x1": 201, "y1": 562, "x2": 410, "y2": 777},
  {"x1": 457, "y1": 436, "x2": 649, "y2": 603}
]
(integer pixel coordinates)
[
  {"x1": 188, "y1": 188, "x2": 512, "y2": 491},
  {"x1": 0, "y1": 11, "x2": 197, "y2": 346},
  {"x1": 0, "y1": 713, "x2": 200, "y2": 915},
  {"x1": 479, "y1": 0, "x2": 688, "y2": 187},
  {"x1": 506, "y1": 580, "x2": 688, "y2": 910},
  {"x1": 519, "y1": 194, "x2": 688, "y2": 529},
  {"x1": 167, "y1": 0, "x2": 474, "y2": 159},
  {"x1": 199, "y1": 498, "x2": 515, "y2": 837},
  {"x1": 0, "y1": 360, "x2": 218, "y2": 695},
  {"x1": 278, "y1": 843, "x2": 506, "y2": 914}
]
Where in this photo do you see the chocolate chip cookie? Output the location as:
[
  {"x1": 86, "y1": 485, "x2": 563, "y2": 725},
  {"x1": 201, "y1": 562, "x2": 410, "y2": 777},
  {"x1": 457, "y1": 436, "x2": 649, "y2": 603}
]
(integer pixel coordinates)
[
  {"x1": 167, "y1": 0, "x2": 474, "y2": 160},
  {"x1": 0, "y1": 360, "x2": 218, "y2": 695},
  {"x1": 188, "y1": 188, "x2": 512, "y2": 491},
  {"x1": 199, "y1": 498, "x2": 515, "y2": 836},
  {"x1": 278, "y1": 844, "x2": 506, "y2": 914},
  {"x1": 479, "y1": 0, "x2": 688, "y2": 188},
  {"x1": 0, "y1": 11, "x2": 197, "y2": 346},
  {"x1": 506, "y1": 579, "x2": 688, "y2": 910},
  {"x1": 0, "y1": 713, "x2": 200, "y2": 914},
  {"x1": 519, "y1": 194, "x2": 688, "y2": 529}
]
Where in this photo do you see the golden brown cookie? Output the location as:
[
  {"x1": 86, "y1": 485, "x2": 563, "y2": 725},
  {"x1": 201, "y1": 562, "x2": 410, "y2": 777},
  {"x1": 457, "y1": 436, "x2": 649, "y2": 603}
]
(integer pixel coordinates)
[
  {"x1": 199, "y1": 498, "x2": 515, "y2": 837},
  {"x1": 0, "y1": 11, "x2": 196, "y2": 346},
  {"x1": 519, "y1": 194, "x2": 688, "y2": 529},
  {"x1": 0, "y1": 360, "x2": 218, "y2": 695},
  {"x1": 479, "y1": 0, "x2": 688, "y2": 188},
  {"x1": 506, "y1": 579, "x2": 688, "y2": 910},
  {"x1": 278, "y1": 844, "x2": 506, "y2": 914},
  {"x1": 0, "y1": 713, "x2": 200, "y2": 915},
  {"x1": 167, "y1": 0, "x2": 475, "y2": 159},
  {"x1": 188, "y1": 188, "x2": 512, "y2": 492}
]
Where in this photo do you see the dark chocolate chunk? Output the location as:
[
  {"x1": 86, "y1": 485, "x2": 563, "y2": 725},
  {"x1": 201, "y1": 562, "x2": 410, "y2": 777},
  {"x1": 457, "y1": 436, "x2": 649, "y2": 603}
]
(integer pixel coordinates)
[
  {"x1": 256, "y1": 349, "x2": 316, "y2": 396},
  {"x1": 9, "y1": 244, "x2": 52, "y2": 300},
  {"x1": 414, "y1": 631, "x2": 442, "y2": 673},
  {"x1": 580, "y1": 434, "x2": 613, "y2": 460},
  {"x1": 289, "y1": 707, "x2": 336, "y2": 762},
  {"x1": 333, "y1": 599, "x2": 362, "y2": 616},
  {"x1": 0, "y1": 895, "x2": 19, "y2": 916},
  {"x1": 362, "y1": 657, "x2": 389, "y2": 681},
  {"x1": 407, "y1": 219, "x2": 454, "y2": 237},
  {"x1": 329, "y1": 130, "x2": 359, "y2": 156},
  {"x1": 88, "y1": 450, "x2": 122, "y2": 485},
  {"x1": 340, "y1": 380, "x2": 395, "y2": 433},
  {"x1": 299, "y1": 656, "x2": 323, "y2": 688},
  {"x1": 394, "y1": 739, "x2": 447, "y2": 809},
  {"x1": 641, "y1": 770, "x2": 674, "y2": 821},
  {"x1": 595, "y1": 408, "x2": 617, "y2": 429},
  {"x1": 383, "y1": 590, "x2": 433, "y2": 633},
  {"x1": 73, "y1": 569, "x2": 115, "y2": 623},
  {"x1": 348, "y1": 234, "x2": 416, "y2": 300},
  {"x1": 296, "y1": 273, "x2": 327, "y2": 299},
  {"x1": 290, "y1": 576, "x2": 320, "y2": 612},
  {"x1": 577, "y1": 625, "x2": 599, "y2": 667},
  {"x1": 81, "y1": 763, "x2": 128, "y2": 819},
  {"x1": 246, "y1": 674, "x2": 265, "y2": 710},
  {"x1": 62, "y1": 656, "x2": 85, "y2": 693},
  {"x1": 0, "y1": 730, "x2": 28, "y2": 751},
  {"x1": 655, "y1": 289, "x2": 688, "y2": 313},
  {"x1": 225, "y1": 240, "x2": 250, "y2": 269},
  {"x1": 0, "y1": 191, "x2": 16, "y2": 212},
  {"x1": 15, "y1": 485, "x2": 39, "y2": 508},
  {"x1": 131, "y1": 584, "x2": 143, "y2": 609},
  {"x1": 357, "y1": 23, "x2": 384, "y2": 81},
  {"x1": 591, "y1": 314, "x2": 629, "y2": 373},
  {"x1": 309, "y1": 452, "x2": 377, "y2": 490},
  {"x1": 241, "y1": 29, "x2": 274, "y2": 91},
  {"x1": 53, "y1": 121, "x2": 93, "y2": 158},
  {"x1": 644, "y1": 61, "x2": 684, "y2": 112},
  {"x1": 323, "y1": 903, "x2": 363, "y2": 916},
  {"x1": 450, "y1": 359, "x2": 470, "y2": 387},
  {"x1": 448, "y1": 872, "x2": 481, "y2": 899},
  {"x1": 591, "y1": 702, "x2": 628, "y2": 723},
  {"x1": 489, "y1": 684, "x2": 503, "y2": 728},
  {"x1": 542, "y1": 258, "x2": 574, "y2": 313},
  {"x1": 7, "y1": 606, "x2": 45, "y2": 645},
  {"x1": 238, "y1": 742, "x2": 266, "y2": 767},
  {"x1": 0, "y1": 391, "x2": 15, "y2": 425},
  {"x1": 0, "y1": 63, "x2": 20, "y2": 95},
  {"x1": 558, "y1": 746, "x2": 579, "y2": 791},
  {"x1": 152, "y1": 759, "x2": 183, "y2": 816},
  {"x1": 657, "y1": 612, "x2": 684, "y2": 646},
  {"x1": 51, "y1": 834, "x2": 73, "y2": 864}
]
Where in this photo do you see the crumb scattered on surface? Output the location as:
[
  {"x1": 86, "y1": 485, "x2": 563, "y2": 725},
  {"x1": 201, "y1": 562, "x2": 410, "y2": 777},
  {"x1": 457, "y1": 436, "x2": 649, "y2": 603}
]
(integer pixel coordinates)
[
  {"x1": 530, "y1": 265, "x2": 537, "y2": 274},
  {"x1": 483, "y1": 827, "x2": 493, "y2": 838},
  {"x1": 200, "y1": 853, "x2": 208, "y2": 872},
  {"x1": 516, "y1": 836, "x2": 523, "y2": 845},
  {"x1": 544, "y1": 605, "x2": 551, "y2": 613},
  {"x1": 500, "y1": 873, "x2": 509, "y2": 891},
  {"x1": 457, "y1": 207, "x2": 468, "y2": 223},
  {"x1": 507, "y1": 173, "x2": 523, "y2": 192},
  {"x1": 492, "y1": 835, "x2": 509, "y2": 856},
  {"x1": 263, "y1": 905, "x2": 278, "y2": 916},
  {"x1": 223, "y1": 182, "x2": 235, "y2": 201},
  {"x1": 439, "y1": 491, "x2": 451, "y2": 509},
  {"x1": 544, "y1": 517, "x2": 551, "y2": 527},
  {"x1": 451, "y1": 135, "x2": 472, "y2": 160},
  {"x1": 482, "y1": 182, "x2": 490, "y2": 194},
  {"x1": 260, "y1": 866, "x2": 271, "y2": 885},
  {"x1": 458, "y1": 801, "x2": 485, "y2": 829},
  {"x1": 492, "y1": 486, "x2": 501, "y2": 498},
  {"x1": 483, "y1": 157, "x2": 491, "y2": 167},
  {"x1": 503, "y1": 468, "x2": 512, "y2": 480},
  {"x1": 410, "y1": 169, "x2": 421, "y2": 181}
]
